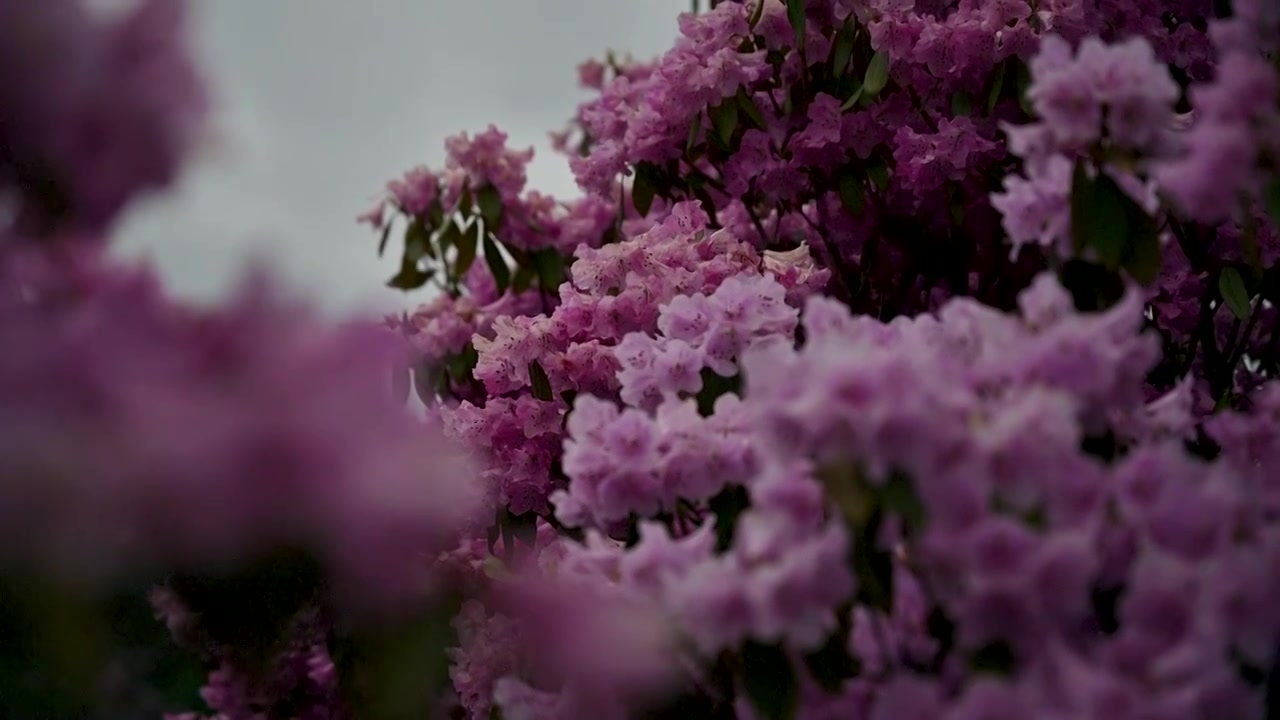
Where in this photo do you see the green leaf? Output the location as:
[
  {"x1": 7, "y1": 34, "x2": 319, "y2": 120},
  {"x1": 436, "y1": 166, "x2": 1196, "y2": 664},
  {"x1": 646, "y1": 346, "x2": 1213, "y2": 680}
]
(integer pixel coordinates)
[
  {"x1": 863, "y1": 51, "x2": 890, "y2": 97},
  {"x1": 1261, "y1": 264, "x2": 1280, "y2": 307},
  {"x1": 483, "y1": 234, "x2": 511, "y2": 295},
  {"x1": 1070, "y1": 162, "x2": 1108, "y2": 258},
  {"x1": 454, "y1": 221, "x2": 479, "y2": 276},
  {"x1": 837, "y1": 172, "x2": 865, "y2": 216},
  {"x1": 403, "y1": 217, "x2": 433, "y2": 262},
  {"x1": 506, "y1": 243, "x2": 531, "y2": 267},
  {"x1": 696, "y1": 368, "x2": 742, "y2": 416},
  {"x1": 531, "y1": 248, "x2": 567, "y2": 291},
  {"x1": 413, "y1": 358, "x2": 442, "y2": 405},
  {"x1": 831, "y1": 21, "x2": 855, "y2": 79},
  {"x1": 633, "y1": 165, "x2": 656, "y2": 217},
  {"x1": 336, "y1": 595, "x2": 461, "y2": 720},
  {"x1": 1014, "y1": 59, "x2": 1034, "y2": 116},
  {"x1": 709, "y1": 484, "x2": 750, "y2": 552},
  {"x1": 1265, "y1": 175, "x2": 1280, "y2": 229},
  {"x1": 498, "y1": 506, "x2": 515, "y2": 555},
  {"x1": 853, "y1": 529, "x2": 894, "y2": 613},
  {"x1": 481, "y1": 556, "x2": 514, "y2": 582},
  {"x1": 737, "y1": 88, "x2": 766, "y2": 129},
  {"x1": 818, "y1": 463, "x2": 894, "y2": 612},
  {"x1": 690, "y1": 182, "x2": 720, "y2": 226},
  {"x1": 881, "y1": 472, "x2": 926, "y2": 535},
  {"x1": 0, "y1": 581, "x2": 109, "y2": 715},
  {"x1": 816, "y1": 462, "x2": 876, "y2": 529},
  {"x1": 477, "y1": 184, "x2": 504, "y2": 230},
  {"x1": 951, "y1": 91, "x2": 972, "y2": 117},
  {"x1": 387, "y1": 258, "x2": 434, "y2": 291},
  {"x1": 1219, "y1": 266, "x2": 1253, "y2": 321},
  {"x1": 378, "y1": 219, "x2": 394, "y2": 258},
  {"x1": 839, "y1": 84, "x2": 864, "y2": 112},
  {"x1": 748, "y1": 0, "x2": 766, "y2": 29},
  {"x1": 711, "y1": 99, "x2": 740, "y2": 146},
  {"x1": 512, "y1": 265, "x2": 535, "y2": 294},
  {"x1": 987, "y1": 60, "x2": 1007, "y2": 114},
  {"x1": 506, "y1": 510, "x2": 539, "y2": 547},
  {"x1": 685, "y1": 111, "x2": 703, "y2": 157},
  {"x1": 458, "y1": 186, "x2": 473, "y2": 215},
  {"x1": 1213, "y1": 389, "x2": 1237, "y2": 412},
  {"x1": 866, "y1": 160, "x2": 890, "y2": 192},
  {"x1": 786, "y1": 0, "x2": 805, "y2": 50},
  {"x1": 1069, "y1": 162, "x2": 1161, "y2": 283},
  {"x1": 486, "y1": 520, "x2": 500, "y2": 554},
  {"x1": 528, "y1": 360, "x2": 554, "y2": 401},
  {"x1": 1059, "y1": 259, "x2": 1127, "y2": 312},
  {"x1": 948, "y1": 184, "x2": 966, "y2": 225},
  {"x1": 437, "y1": 219, "x2": 460, "y2": 256},
  {"x1": 802, "y1": 623, "x2": 861, "y2": 693},
  {"x1": 447, "y1": 343, "x2": 480, "y2": 381},
  {"x1": 1124, "y1": 218, "x2": 1162, "y2": 284},
  {"x1": 741, "y1": 642, "x2": 799, "y2": 720},
  {"x1": 970, "y1": 641, "x2": 1016, "y2": 676}
]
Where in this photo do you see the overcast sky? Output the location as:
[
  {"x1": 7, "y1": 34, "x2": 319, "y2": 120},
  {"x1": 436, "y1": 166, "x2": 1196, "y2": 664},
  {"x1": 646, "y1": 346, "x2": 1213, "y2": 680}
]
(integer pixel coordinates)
[{"x1": 111, "y1": 0, "x2": 686, "y2": 316}]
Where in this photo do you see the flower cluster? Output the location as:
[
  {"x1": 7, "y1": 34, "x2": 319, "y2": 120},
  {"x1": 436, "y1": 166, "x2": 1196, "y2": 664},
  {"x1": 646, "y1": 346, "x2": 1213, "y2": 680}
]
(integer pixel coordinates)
[
  {"x1": 613, "y1": 272, "x2": 800, "y2": 408},
  {"x1": 0, "y1": 254, "x2": 481, "y2": 600},
  {"x1": 446, "y1": 202, "x2": 772, "y2": 517},
  {"x1": 554, "y1": 393, "x2": 757, "y2": 528},
  {"x1": 0, "y1": 2, "x2": 491, "y2": 717},
  {"x1": 353, "y1": 1, "x2": 1280, "y2": 717},
  {"x1": 0, "y1": 0, "x2": 207, "y2": 234},
  {"x1": 12, "y1": 0, "x2": 1280, "y2": 716},
  {"x1": 570, "y1": 2, "x2": 770, "y2": 195},
  {"x1": 1155, "y1": 0, "x2": 1280, "y2": 223},
  {"x1": 993, "y1": 34, "x2": 1178, "y2": 258},
  {"x1": 522, "y1": 269, "x2": 1273, "y2": 719},
  {"x1": 164, "y1": 607, "x2": 347, "y2": 720}
]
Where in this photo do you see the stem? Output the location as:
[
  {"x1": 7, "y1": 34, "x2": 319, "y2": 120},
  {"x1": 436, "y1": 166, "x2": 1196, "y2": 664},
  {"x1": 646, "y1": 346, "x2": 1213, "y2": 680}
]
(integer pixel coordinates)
[
  {"x1": 1224, "y1": 299, "x2": 1264, "y2": 385},
  {"x1": 1182, "y1": 327, "x2": 1202, "y2": 379},
  {"x1": 1195, "y1": 277, "x2": 1227, "y2": 397},
  {"x1": 905, "y1": 86, "x2": 940, "y2": 133},
  {"x1": 766, "y1": 86, "x2": 784, "y2": 116},
  {"x1": 743, "y1": 183, "x2": 775, "y2": 246},
  {"x1": 1261, "y1": 315, "x2": 1280, "y2": 378},
  {"x1": 686, "y1": 163, "x2": 728, "y2": 193},
  {"x1": 1167, "y1": 216, "x2": 1207, "y2": 271},
  {"x1": 1218, "y1": 315, "x2": 1242, "y2": 394},
  {"x1": 812, "y1": 193, "x2": 864, "y2": 302}
]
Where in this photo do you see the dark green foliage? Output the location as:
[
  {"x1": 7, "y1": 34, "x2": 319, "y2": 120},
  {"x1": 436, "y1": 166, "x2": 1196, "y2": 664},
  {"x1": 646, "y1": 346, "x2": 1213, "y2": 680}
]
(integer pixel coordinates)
[{"x1": 740, "y1": 642, "x2": 798, "y2": 720}]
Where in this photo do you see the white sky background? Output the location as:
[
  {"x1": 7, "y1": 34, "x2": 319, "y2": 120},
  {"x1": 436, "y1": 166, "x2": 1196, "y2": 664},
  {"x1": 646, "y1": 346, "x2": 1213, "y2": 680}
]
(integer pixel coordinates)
[{"x1": 112, "y1": 0, "x2": 688, "y2": 316}]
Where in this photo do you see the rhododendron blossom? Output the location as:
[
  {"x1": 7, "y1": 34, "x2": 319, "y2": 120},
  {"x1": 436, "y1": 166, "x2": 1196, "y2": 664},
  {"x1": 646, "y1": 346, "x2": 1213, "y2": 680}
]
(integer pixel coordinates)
[{"x1": 4, "y1": 0, "x2": 1280, "y2": 718}]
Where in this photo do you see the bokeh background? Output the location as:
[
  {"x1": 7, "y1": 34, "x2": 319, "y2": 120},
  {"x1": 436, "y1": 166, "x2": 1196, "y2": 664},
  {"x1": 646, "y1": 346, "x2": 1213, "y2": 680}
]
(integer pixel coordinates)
[{"x1": 113, "y1": 0, "x2": 688, "y2": 315}]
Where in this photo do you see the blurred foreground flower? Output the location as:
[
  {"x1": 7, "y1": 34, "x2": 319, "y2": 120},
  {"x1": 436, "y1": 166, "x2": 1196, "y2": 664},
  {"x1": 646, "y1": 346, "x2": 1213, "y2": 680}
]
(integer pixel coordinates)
[
  {"x1": 0, "y1": 0, "x2": 207, "y2": 235},
  {"x1": 0, "y1": 247, "x2": 481, "y2": 602}
]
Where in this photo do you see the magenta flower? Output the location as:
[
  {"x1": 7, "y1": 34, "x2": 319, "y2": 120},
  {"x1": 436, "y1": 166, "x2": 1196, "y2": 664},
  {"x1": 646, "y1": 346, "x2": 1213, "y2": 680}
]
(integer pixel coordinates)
[
  {"x1": 0, "y1": 254, "x2": 481, "y2": 602},
  {"x1": 0, "y1": 0, "x2": 207, "y2": 234}
]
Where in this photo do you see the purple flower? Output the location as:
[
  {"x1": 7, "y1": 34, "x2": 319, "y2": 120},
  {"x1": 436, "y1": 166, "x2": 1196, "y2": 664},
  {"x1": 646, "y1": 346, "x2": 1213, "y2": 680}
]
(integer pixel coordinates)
[
  {"x1": 0, "y1": 258, "x2": 481, "y2": 602},
  {"x1": 0, "y1": 0, "x2": 208, "y2": 233}
]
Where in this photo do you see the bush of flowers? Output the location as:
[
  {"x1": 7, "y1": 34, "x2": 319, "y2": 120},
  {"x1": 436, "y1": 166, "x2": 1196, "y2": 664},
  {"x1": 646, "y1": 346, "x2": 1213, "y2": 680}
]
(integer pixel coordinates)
[{"x1": 3, "y1": 0, "x2": 1280, "y2": 718}]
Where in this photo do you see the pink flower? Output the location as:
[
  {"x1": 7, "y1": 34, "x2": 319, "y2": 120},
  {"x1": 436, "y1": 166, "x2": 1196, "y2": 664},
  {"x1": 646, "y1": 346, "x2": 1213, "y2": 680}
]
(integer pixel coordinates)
[
  {"x1": 0, "y1": 257, "x2": 482, "y2": 603},
  {"x1": 0, "y1": 0, "x2": 208, "y2": 233}
]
